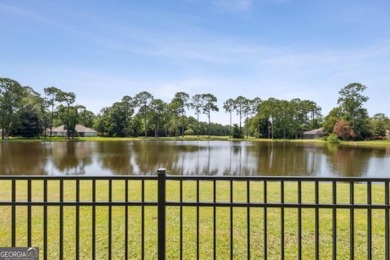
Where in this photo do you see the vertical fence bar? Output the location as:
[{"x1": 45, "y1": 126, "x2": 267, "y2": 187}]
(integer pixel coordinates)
[
  {"x1": 43, "y1": 179, "x2": 48, "y2": 260},
  {"x1": 12, "y1": 179, "x2": 16, "y2": 247},
  {"x1": 157, "y1": 168, "x2": 166, "y2": 260},
  {"x1": 332, "y1": 181, "x2": 337, "y2": 260},
  {"x1": 27, "y1": 179, "x2": 32, "y2": 247},
  {"x1": 264, "y1": 180, "x2": 268, "y2": 260},
  {"x1": 141, "y1": 179, "x2": 145, "y2": 260},
  {"x1": 125, "y1": 179, "x2": 129, "y2": 259},
  {"x1": 315, "y1": 180, "x2": 319, "y2": 259},
  {"x1": 367, "y1": 181, "x2": 372, "y2": 259},
  {"x1": 59, "y1": 179, "x2": 64, "y2": 260},
  {"x1": 180, "y1": 180, "x2": 183, "y2": 260},
  {"x1": 281, "y1": 180, "x2": 285, "y2": 260},
  {"x1": 298, "y1": 180, "x2": 302, "y2": 260},
  {"x1": 92, "y1": 179, "x2": 96, "y2": 260},
  {"x1": 76, "y1": 179, "x2": 80, "y2": 260},
  {"x1": 197, "y1": 180, "x2": 200, "y2": 260},
  {"x1": 247, "y1": 180, "x2": 251, "y2": 260},
  {"x1": 350, "y1": 181, "x2": 354, "y2": 260},
  {"x1": 213, "y1": 179, "x2": 217, "y2": 260},
  {"x1": 230, "y1": 180, "x2": 234, "y2": 260},
  {"x1": 108, "y1": 179, "x2": 112, "y2": 260},
  {"x1": 386, "y1": 181, "x2": 389, "y2": 260}
]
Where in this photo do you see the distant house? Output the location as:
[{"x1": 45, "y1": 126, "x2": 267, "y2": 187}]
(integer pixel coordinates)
[
  {"x1": 303, "y1": 128, "x2": 324, "y2": 139},
  {"x1": 386, "y1": 130, "x2": 390, "y2": 140},
  {"x1": 49, "y1": 124, "x2": 97, "y2": 137}
]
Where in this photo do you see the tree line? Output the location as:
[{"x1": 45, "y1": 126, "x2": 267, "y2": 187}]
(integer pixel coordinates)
[{"x1": 1, "y1": 78, "x2": 389, "y2": 140}]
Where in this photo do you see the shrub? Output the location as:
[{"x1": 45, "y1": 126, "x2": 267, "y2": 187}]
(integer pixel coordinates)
[
  {"x1": 232, "y1": 124, "x2": 244, "y2": 139},
  {"x1": 327, "y1": 133, "x2": 340, "y2": 143},
  {"x1": 184, "y1": 129, "x2": 194, "y2": 135}
]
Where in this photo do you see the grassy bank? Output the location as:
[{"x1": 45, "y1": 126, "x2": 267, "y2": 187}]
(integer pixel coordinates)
[
  {"x1": 340, "y1": 140, "x2": 390, "y2": 147},
  {"x1": 2, "y1": 135, "x2": 390, "y2": 148},
  {"x1": 0, "y1": 179, "x2": 387, "y2": 259}
]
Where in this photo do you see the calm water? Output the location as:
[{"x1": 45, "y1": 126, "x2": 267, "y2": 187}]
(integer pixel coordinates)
[{"x1": 1, "y1": 141, "x2": 390, "y2": 177}]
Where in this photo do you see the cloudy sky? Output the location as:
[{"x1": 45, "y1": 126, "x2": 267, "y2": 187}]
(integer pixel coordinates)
[{"x1": 1, "y1": 0, "x2": 390, "y2": 124}]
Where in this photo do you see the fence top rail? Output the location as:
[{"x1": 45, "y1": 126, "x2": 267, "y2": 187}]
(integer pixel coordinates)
[
  {"x1": 165, "y1": 175, "x2": 390, "y2": 182},
  {"x1": 0, "y1": 175, "x2": 158, "y2": 180},
  {"x1": 0, "y1": 174, "x2": 389, "y2": 182}
]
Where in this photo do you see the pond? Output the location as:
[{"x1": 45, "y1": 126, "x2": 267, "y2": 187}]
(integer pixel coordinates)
[{"x1": 1, "y1": 141, "x2": 390, "y2": 177}]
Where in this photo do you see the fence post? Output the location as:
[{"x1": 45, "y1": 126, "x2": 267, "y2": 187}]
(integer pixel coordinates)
[{"x1": 157, "y1": 168, "x2": 166, "y2": 260}]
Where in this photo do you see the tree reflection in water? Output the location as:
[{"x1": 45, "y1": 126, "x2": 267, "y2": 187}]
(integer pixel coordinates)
[{"x1": 0, "y1": 141, "x2": 389, "y2": 177}]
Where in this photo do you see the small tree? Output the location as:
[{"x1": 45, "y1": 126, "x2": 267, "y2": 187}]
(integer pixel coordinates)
[
  {"x1": 371, "y1": 113, "x2": 388, "y2": 139},
  {"x1": 232, "y1": 124, "x2": 243, "y2": 139},
  {"x1": 333, "y1": 120, "x2": 355, "y2": 140}
]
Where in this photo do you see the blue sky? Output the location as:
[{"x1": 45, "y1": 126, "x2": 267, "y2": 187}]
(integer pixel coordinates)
[{"x1": 1, "y1": 0, "x2": 390, "y2": 124}]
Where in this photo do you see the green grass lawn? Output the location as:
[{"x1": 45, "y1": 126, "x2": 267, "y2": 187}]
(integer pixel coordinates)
[{"x1": 0, "y1": 178, "x2": 388, "y2": 259}]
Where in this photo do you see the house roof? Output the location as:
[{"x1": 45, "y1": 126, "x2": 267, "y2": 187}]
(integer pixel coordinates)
[
  {"x1": 303, "y1": 128, "x2": 323, "y2": 135},
  {"x1": 51, "y1": 124, "x2": 97, "y2": 133}
]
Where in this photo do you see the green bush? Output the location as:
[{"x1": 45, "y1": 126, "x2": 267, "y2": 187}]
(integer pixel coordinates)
[
  {"x1": 326, "y1": 133, "x2": 340, "y2": 143},
  {"x1": 184, "y1": 128, "x2": 194, "y2": 135},
  {"x1": 232, "y1": 124, "x2": 244, "y2": 139}
]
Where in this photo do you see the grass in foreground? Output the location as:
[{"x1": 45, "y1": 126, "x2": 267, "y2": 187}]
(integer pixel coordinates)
[{"x1": 0, "y1": 179, "x2": 388, "y2": 259}]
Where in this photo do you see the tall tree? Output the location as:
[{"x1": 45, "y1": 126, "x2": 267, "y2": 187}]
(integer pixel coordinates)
[
  {"x1": 258, "y1": 98, "x2": 278, "y2": 139},
  {"x1": 168, "y1": 100, "x2": 181, "y2": 137},
  {"x1": 15, "y1": 86, "x2": 46, "y2": 137},
  {"x1": 190, "y1": 94, "x2": 203, "y2": 137},
  {"x1": 149, "y1": 99, "x2": 167, "y2": 137},
  {"x1": 201, "y1": 93, "x2": 219, "y2": 139},
  {"x1": 56, "y1": 91, "x2": 76, "y2": 138},
  {"x1": 95, "y1": 103, "x2": 129, "y2": 137},
  {"x1": 234, "y1": 96, "x2": 247, "y2": 131},
  {"x1": 323, "y1": 107, "x2": 342, "y2": 135},
  {"x1": 242, "y1": 98, "x2": 255, "y2": 138},
  {"x1": 78, "y1": 109, "x2": 96, "y2": 128},
  {"x1": 134, "y1": 91, "x2": 153, "y2": 138},
  {"x1": 303, "y1": 100, "x2": 322, "y2": 129},
  {"x1": 44, "y1": 86, "x2": 63, "y2": 137},
  {"x1": 337, "y1": 83, "x2": 369, "y2": 139},
  {"x1": 121, "y1": 95, "x2": 134, "y2": 136},
  {"x1": 0, "y1": 78, "x2": 25, "y2": 139},
  {"x1": 223, "y1": 98, "x2": 236, "y2": 138},
  {"x1": 171, "y1": 92, "x2": 190, "y2": 138},
  {"x1": 278, "y1": 100, "x2": 291, "y2": 139}
]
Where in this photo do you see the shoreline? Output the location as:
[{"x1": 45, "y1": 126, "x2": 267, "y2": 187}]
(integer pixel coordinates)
[{"x1": 1, "y1": 136, "x2": 390, "y2": 147}]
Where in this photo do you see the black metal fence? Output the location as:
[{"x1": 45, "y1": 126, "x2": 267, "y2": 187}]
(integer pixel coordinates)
[{"x1": 0, "y1": 169, "x2": 389, "y2": 259}]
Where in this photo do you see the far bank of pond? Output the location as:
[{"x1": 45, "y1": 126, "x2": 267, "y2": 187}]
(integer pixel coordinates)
[
  {"x1": 3, "y1": 135, "x2": 390, "y2": 146},
  {"x1": 1, "y1": 139, "x2": 390, "y2": 177}
]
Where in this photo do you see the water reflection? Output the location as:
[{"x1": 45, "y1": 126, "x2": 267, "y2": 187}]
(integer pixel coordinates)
[
  {"x1": 0, "y1": 141, "x2": 389, "y2": 177},
  {"x1": 0, "y1": 142, "x2": 47, "y2": 175},
  {"x1": 324, "y1": 144, "x2": 388, "y2": 177},
  {"x1": 48, "y1": 142, "x2": 93, "y2": 175}
]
